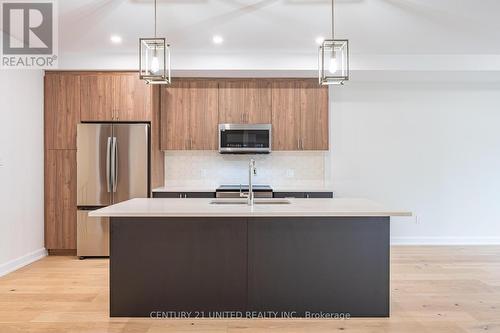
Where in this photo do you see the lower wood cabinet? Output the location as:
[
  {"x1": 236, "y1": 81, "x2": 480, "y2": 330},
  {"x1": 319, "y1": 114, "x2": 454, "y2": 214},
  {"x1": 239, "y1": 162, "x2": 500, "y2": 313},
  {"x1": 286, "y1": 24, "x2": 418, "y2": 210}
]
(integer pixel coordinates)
[
  {"x1": 273, "y1": 192, "x2": 333, "y2": 199},
  {"x1": 45, "y1": 149, "x2": 77, "y2": 250},
  {"x1": 153, "y1": 192, "x2": 215, "y2": 198}
]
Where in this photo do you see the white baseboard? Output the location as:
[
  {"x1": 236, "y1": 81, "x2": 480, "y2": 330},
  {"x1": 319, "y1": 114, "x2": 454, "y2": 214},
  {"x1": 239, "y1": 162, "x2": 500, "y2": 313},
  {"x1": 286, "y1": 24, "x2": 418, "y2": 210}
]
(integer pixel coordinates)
[
  {"x1": 0, "y1": 248, "x2": 47, "y2": 277},
  {"x1": 391, "y1": 237, "x2": 500, "y2": 245}
]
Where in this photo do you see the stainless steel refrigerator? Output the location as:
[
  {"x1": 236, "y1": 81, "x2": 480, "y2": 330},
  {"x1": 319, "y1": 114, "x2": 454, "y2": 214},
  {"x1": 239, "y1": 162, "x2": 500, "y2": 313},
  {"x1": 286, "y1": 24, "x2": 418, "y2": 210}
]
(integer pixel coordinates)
[{"x1": 77, "y1": 123, "x2": 150, "y2": 258}]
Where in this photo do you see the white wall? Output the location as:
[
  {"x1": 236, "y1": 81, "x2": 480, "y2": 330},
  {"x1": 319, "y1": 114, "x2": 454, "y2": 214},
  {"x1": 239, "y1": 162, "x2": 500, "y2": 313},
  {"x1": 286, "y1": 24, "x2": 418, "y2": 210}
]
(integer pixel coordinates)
[
  {"x1": 0, "y1": 70, "x2": 46, "y2": 276},
  {"x1": 330, "y1": 80, "x2": 500, "y2": 244}
]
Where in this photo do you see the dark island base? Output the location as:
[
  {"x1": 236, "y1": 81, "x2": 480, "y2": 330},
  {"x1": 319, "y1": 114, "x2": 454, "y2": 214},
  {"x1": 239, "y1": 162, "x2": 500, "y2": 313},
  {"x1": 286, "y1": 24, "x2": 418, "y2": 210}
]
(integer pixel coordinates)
[{"x1": 110, "y1": 216, "x2": 390, "y2": 318}]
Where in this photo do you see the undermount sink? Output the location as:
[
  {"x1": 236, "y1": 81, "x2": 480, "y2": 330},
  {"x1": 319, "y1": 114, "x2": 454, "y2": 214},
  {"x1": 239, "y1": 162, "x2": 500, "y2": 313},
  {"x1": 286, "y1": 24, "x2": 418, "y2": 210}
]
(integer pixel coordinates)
[{"x1": 210, "y1": 198, "x2": 291, "y2": 205}]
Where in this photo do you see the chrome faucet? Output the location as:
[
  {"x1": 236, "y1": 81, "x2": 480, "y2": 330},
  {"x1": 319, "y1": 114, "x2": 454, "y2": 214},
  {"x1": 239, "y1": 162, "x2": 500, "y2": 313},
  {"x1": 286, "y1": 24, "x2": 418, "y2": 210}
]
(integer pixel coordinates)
[{"x1": 240, "y1": 159, "x2": 257, "y2": 205}]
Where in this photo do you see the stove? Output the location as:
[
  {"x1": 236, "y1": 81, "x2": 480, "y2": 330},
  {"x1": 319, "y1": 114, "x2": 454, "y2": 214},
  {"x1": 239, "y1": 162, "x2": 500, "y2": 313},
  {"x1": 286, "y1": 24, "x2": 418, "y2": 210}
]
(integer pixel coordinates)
[{"x1": 216, "y1": 185, "x2": 273, "y2": 198}]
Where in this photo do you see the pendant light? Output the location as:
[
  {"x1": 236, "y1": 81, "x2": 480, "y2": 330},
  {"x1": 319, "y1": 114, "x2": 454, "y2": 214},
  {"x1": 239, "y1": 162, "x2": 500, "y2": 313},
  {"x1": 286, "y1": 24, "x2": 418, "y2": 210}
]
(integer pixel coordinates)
[
  {"x1": 319, "y1": 0, "x2": 349, "y2": 85},
  {"x1": 139, "y1": 0, "x2": 171, "y2": 84}
]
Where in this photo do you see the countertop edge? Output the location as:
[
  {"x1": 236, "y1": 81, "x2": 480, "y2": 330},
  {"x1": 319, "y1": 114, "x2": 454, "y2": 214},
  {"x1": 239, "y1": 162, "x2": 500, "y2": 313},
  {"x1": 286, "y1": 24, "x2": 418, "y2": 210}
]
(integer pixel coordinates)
[{"x1": 89, "y1": 212, "x2": 413, "y2": 218}]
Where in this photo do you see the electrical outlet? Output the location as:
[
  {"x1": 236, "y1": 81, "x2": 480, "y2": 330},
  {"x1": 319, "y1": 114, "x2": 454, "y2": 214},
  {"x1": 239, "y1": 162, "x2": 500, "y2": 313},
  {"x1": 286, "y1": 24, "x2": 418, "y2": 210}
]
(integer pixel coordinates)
[{"x1": 286, "y1": 169, "x2": 295, "y2": 178}]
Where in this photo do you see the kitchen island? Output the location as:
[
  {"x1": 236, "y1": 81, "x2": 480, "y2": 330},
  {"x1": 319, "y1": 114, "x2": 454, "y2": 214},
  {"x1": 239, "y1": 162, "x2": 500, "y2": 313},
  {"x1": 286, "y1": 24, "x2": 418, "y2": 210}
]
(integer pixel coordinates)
[{"x1": 90, "y1": 198, "x2": 411, "y2": 318}]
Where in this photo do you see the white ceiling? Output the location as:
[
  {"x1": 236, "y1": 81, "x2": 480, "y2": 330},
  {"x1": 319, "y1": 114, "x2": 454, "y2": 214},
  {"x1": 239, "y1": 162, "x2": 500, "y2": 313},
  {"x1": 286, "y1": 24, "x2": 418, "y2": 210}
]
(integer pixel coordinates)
[{"x1": 57, "y1": 0, "x2": 500, "y2": 72}]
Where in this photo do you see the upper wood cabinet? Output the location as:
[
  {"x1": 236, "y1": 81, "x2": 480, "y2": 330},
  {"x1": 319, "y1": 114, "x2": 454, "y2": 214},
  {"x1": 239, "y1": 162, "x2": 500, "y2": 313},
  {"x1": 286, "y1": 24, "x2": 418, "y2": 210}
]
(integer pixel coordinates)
[
  {"x1": 300, "y1": 80, "x2": 329, "y2": 150},
  {"x1": 45, "y1": 149, "x2": 77, "y2": 250},
  {"x1": 80, "y1": 73, "x2": 151, "y2": 122},
  {"x1": 44, "y1": 74, "x2": 81, "y2": 149},
  {"x1": 112, "y1": 74, "x2": 152, "y2": 121},
  {"x1": 271, "y1": 80, "x2": 301, "y2": 150},
  {"x1": 218, "y1": 80, "x2": 272, "y2": 124},
  {"x1": 80, "y1": 75, "x2": 114, "y2": 121},
  {"x1": 160, "y1": 80, "x2": 218, "y2": 150},
  {"x1": 272, "y1": 79, "x2": 329, "y2": 151},
  {"x1": 159, "y1": 78, "x2": 328, "y2": 151}
]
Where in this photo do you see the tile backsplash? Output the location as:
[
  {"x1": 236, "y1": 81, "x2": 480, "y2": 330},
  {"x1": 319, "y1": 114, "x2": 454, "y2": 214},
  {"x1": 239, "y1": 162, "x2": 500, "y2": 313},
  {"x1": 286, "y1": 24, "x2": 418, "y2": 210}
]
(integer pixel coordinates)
[{"x1": 164, "y1": 151, "x2": 330, "y2": 188}]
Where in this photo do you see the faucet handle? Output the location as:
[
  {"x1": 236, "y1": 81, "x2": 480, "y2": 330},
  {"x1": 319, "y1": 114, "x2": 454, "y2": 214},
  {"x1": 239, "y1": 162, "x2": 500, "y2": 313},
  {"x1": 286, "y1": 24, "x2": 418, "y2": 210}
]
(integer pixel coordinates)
[{"x1": 239, "y1": 184, "x2": 248, "y2": 198}]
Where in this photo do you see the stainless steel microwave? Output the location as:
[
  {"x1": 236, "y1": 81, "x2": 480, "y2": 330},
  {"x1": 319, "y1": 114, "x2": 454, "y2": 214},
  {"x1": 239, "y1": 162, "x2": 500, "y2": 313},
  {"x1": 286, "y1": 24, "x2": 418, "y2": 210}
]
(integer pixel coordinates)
[{"x1": 218, "y1": 124, "x2": 272, "y2": 154}]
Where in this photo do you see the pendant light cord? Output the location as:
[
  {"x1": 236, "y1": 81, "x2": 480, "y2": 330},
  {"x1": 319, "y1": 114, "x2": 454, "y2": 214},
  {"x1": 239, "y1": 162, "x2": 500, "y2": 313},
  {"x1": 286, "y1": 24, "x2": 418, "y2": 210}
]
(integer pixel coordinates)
[
  {"x1": 154, "y1": 0, "x2": 157, "y2": 38},
  {"x1": 331, "y1": 0, "x2": 334, "y2": 39}
]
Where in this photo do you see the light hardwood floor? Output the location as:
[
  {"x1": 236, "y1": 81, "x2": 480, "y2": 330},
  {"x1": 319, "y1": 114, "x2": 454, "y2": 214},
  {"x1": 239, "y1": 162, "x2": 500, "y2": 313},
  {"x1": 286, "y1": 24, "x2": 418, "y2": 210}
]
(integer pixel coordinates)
[{"x1": 1, "y1": 246, "x2": 499, "y2": 333}]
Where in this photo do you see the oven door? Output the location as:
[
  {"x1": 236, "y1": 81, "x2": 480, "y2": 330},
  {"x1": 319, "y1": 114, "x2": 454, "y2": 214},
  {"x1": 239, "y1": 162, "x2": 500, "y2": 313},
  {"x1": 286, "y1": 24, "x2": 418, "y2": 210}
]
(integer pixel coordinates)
[{"x1": 219, "y1": 124, "x2": 271, "y2": 154}]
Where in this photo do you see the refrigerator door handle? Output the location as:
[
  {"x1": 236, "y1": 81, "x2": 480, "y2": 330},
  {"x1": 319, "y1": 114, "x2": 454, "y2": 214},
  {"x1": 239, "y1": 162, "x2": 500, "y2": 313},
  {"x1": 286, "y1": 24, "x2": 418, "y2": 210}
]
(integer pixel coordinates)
[
  {"x1": 106, "y1": 137, "x2": 112, "y2": 193},
  {"x1": 111, "y1": 137, "x2": 118, "y2": 193}
]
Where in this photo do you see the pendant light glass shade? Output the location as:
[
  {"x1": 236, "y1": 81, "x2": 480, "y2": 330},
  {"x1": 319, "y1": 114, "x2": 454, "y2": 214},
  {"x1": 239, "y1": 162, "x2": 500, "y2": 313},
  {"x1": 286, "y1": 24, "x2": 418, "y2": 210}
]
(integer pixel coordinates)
[
  {"x1": 319, "y1": 39, "x2": 349, "y2": 85},
  {"x1": 139, "y1": 0, "x2": 171, "y2": 85},
  {"x1": 139, "y1": 38, "x2": 171, "y2": 84}
]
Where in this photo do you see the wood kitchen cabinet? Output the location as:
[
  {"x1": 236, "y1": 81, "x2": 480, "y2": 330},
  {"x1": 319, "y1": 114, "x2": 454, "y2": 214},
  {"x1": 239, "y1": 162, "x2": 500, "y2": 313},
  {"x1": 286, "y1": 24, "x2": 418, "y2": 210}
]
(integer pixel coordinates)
[
  {"x1": 44, "y1": 71, "x2": 163, "y2": 253},
  {"x1": 80, "y1": 74, "x2": 114, "y2": 121},
  {"x1": 272, "y1": 79, "x2": 329, "y2": 151},
  {"x1": 218, "y1": 80, "x2": 272, "y2": 124},
  {"x1": 160, "y1": 80, "x2": 218, "y2": 150},
  {"x1": 300, "y1": 80, "x2": 329, "y2": 150},
  {"x1": 273, "y1": 192, "x2": 333, "y2": 199},
  {"x1": 112, "y1": 74, "x2": 152, "y2": 121},
  {"x1": 45, "y1": 149, "x2": 77, "y2": 250},
  {"x1": 271, "y1": 80, "x2": 301, "y2": 150},
  {"x1": 153, "y1": 192, "x2": 215, "y2": 198},
  {"x1": 81, "y1": 73, "x2": 151, "y2": 121},
  {"x1": 44, "y1": 73, "x2": 81, "y2": 149}
]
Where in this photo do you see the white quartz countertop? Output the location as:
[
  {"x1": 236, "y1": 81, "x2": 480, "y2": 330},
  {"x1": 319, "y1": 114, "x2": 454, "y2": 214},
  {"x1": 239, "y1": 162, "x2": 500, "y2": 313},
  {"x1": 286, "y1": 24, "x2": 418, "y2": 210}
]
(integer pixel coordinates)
[
  {"x1": 152, "y1": 186, "x2": 334, "y2": 193},
  {"x1": 89, "y1": 198, "x2": 412, "y2": 218}
]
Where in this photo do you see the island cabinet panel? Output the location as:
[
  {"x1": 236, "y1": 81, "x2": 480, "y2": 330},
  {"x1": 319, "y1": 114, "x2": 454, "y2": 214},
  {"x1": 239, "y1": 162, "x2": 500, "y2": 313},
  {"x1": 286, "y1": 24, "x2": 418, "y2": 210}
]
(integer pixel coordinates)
[
  {"x1": 160, "y1": 80, "x2": 218, "y2": 150},
  {"x1": 80, "y1": 75, "x2": 114, "y2": 121},
  {"x1": 45, "y1": 149, "x2": 77, "y2": 250},
  {"x1": 109, "y1": 216, "x2": 390, "y2": 317},
  {"x1": 44, "y1": 73, "x2": 81, "y2": 149},
  {"x1": 110, "y1": 218, "x2": 248, "y2": 317},
  {"x1": 81, "y1": 73, "x2": 152, "y2": 122},
  {"x1": 271, "y1": 80, "x2": 301, "y2": 150},
  {"x1": 271, "y1": 79, "x2": 329, "y2": 151},
  {"x1": 300, "y1": 80, "x2": 329, "y2": 150},
  {"x1": 247, "y1": 217, "x2": 390, "y2": 317},
  {"x1": 218, "y1": 80, "x2": 272, "y2": 124}
]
